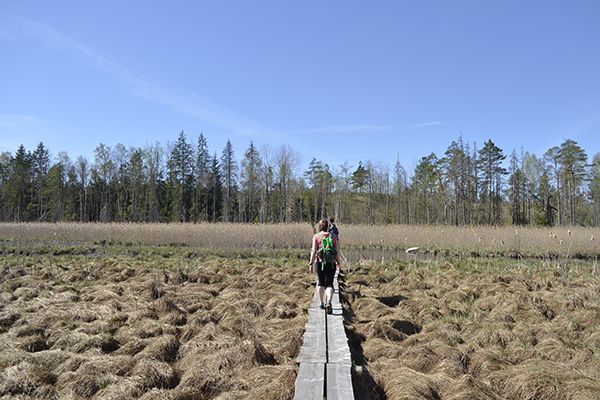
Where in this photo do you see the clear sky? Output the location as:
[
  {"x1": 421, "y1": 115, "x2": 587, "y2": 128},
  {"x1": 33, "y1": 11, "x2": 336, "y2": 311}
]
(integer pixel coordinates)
[{"x1": 1, "y1": 1, "x2": 599, "y2": 173}]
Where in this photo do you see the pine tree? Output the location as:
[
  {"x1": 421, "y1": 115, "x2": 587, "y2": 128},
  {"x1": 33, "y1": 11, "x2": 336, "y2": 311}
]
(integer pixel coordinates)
[
  {"x1": 478, "y1": 140, "x2": 506, "y2": 224},
  {"x1": 413, "y1": 153, "x2": 439, "y2": 224},
  {"x1": 351, "y1": 162, "x2": 368, "y2": 192},
  {"x1": 305, "y1": 158, "x2": 331, "y2": 220},
  {"x1": 558, "y1": 139, "x2": 587, "y2": 225},
  {"x1": 544, "y1": 146, "x2": 562, "y2": 224},
  {"x1": 508, "y1": 150, "x2": 527, "y2": 225}
]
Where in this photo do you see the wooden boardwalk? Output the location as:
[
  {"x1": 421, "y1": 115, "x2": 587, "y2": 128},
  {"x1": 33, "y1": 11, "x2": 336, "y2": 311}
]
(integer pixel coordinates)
[{"x1": 294, "y1": 272, "x2": 354, "y2": 399}]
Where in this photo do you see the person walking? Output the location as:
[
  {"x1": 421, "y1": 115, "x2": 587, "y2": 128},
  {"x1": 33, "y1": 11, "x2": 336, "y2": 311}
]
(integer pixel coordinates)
[
  {"x1": 309, "y1": 219, "x2": 340, "y2": 314},
  {"x1": 329, "y1": 217, "x2": 339, "y2": 239}
]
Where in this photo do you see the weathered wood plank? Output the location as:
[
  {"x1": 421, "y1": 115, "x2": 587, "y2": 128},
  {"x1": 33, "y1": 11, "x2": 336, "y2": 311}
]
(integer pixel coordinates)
[
  {"x1": 310, "y1": 283, "x2": 321, "y2": 309},
  {"x1": 327, "y1": 315, "x2": 351, "y2": 364},
  {"x1": 293, "y1": 362, "x2": 325, "y2": 400},
  {"x1": 326, "y1": 363, "x2": 354, "y2": 400},
  {"x1": 297, "y1": 309, "x2": 327, "y2": 363},
  {"x1": 296, "y1": 271, "x2": 354, "y2": 399},
  {"x1": 330, "y1": 290, "x2": 341, "y2": 310}
]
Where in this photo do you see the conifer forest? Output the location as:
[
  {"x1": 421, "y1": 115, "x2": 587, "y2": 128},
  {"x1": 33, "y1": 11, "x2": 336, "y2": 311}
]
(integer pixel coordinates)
[{"x1": 1, "y1": 132, "x2": 598, "y2": 226}]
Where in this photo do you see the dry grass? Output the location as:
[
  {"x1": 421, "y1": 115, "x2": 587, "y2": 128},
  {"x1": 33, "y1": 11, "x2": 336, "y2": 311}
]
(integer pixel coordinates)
[
  {"x1": 3, "y1": 223, "x2": 600, "y2": 399},
  {"x1": 346, "y1": 259, "x2": 600, "y2": 399},
  {"x1": 0, "y1": 222, "x2": 312, "y2": 249},
  {"x1": 342, "y1": 224, "x2": 600, "y2": 258},
  {"x1": 1, "y1": 222, "x2": 599, "y2": 258},
  {"x1": 0, "y1": 247, "x2": 311, "y2": 399}
]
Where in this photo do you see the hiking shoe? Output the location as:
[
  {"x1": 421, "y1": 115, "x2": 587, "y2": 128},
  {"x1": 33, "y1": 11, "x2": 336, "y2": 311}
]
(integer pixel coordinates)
[{"x1": 319, "y1": 303, "x2": 325, "y2": 310}]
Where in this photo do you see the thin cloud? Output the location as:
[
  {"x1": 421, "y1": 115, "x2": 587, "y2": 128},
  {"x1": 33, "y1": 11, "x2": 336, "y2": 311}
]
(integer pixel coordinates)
[
  {"x1": 0, "y1": 11, "x2": 263, "y2": 138},
  {"x1": 404, "y1": 121, "x2": 443, "y2": 128},
  {"x1": 293, "y1": 124, "x2": 395, "y2": 134},
  {"x1": 293, "y1": 121, "x2": 443, "y2": 134},
  {"x1": 0, "y1": 114, "x2": 40, "y2": 127}
]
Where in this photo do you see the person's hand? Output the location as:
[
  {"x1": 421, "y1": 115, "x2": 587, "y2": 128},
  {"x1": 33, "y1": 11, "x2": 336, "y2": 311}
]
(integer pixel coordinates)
[{"x1": 308, "y1": 263, "x2": 314, "y2": 273}]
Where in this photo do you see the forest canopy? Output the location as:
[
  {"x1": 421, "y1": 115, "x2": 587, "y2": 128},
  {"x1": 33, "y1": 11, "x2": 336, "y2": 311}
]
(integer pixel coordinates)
[{"x1": 1, "y1": 132, "x2": 598, "y2": 226}]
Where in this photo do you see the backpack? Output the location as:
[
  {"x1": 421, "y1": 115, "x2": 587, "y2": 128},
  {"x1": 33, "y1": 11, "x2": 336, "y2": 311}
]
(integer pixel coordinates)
[{"x1": 318, "y1": 233, "x2": 337, "y2": 265}]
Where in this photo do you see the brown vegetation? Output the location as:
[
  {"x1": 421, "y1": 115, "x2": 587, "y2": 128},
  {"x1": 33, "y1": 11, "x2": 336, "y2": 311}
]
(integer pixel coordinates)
[
  {"x1": 2, "y1": 222, "x2": 599, "y2": 258},
  {"x1": 0, "y1": 249, "x2": 310, "y2": 399},
  {"x1": 345, "y1": 259, "x2": 600, "y2": 399}
]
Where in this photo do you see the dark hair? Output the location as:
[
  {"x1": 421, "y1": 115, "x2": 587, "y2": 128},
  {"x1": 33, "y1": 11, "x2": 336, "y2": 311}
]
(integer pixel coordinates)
[
  {"x1": 318, "y1": 219, "x2": 329, "y2": 232},
  {"x1": 329, "y1": 217, "x2": 335, "y2": 223}
]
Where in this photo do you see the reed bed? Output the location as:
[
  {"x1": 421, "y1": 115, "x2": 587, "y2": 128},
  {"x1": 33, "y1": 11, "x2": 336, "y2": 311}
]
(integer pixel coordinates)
[
  {"x1": 342, "y1": 224, "x2": 600, "y2": 258},
  {"x1": 0, "y1": 223, "x2": 312, "y2": 249},
  {"x1": 1, "y1": 222, "x2": 599, "y2": 258}
]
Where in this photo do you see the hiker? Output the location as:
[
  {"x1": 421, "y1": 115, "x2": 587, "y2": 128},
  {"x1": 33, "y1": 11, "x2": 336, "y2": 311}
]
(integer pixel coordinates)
[
  {"x1": 329, "y1": 217, "x2": 339, "y2": 239},
  {"x1": 309, "y1": 219, "x2": 340, "y2": 313}
]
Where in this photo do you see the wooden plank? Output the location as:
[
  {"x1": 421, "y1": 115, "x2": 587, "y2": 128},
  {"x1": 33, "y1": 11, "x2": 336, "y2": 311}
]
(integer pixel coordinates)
[
  {"x1": 326, "y1": 363, "x2": 354, "y2": 400},
  {"x1": 293, "y1": 362, "x2": 325, "y2": 400},
  {"x1": 297, "y1": 309, "x2": 327, "y2": 363},
  {"x1": 330, "y1": 290, "x2": 341, "y2": 310},
  {"x1": 327, "y1": 315, "x2": 351, "y2": 364},
  {"x1": 310, "y1": 283, "x2": 321, "y2": 309},
  {"x1": 297, "y1": 270, "x2": 355, "y2": 399}
]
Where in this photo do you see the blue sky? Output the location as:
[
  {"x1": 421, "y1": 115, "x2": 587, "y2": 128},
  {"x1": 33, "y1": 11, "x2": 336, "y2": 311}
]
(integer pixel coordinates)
[{"x1": 1, "y1": 1, "x2": 599, "y2": 173}]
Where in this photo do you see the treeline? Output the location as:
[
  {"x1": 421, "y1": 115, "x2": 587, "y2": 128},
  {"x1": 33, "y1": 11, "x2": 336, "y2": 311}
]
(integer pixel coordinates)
[{"x1": 0, "y1": 132, "x2": 599, "y2": 226}]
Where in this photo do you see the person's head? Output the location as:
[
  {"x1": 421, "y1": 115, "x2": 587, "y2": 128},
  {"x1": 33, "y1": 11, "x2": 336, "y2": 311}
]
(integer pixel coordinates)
[
  {"x1": 329, "y1": 217, "x2": 335, "y2": 224},
  {"x1": 318, "y1": 219, "x2": 329, "y2": 232}
]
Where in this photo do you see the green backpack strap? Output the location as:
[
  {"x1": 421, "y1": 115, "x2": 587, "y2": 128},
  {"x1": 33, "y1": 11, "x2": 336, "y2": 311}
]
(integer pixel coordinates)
[{"x1": 317, "y1": 233, "x2": 324, "y2": 270}]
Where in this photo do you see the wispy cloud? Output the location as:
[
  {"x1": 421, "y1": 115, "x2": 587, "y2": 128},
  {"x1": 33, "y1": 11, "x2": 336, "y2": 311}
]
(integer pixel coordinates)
[
  {"x1": 0, "y1": 114, "x2": 40, "y2": 128},
  {"x1": 0, "y1": 11, "x2": 262, "y2": 137},
  {"x1": 293, "y1": 121, "x2": 443, "y2": 134},
  {"x1": 404, "y1": 121, "x2": 443, "y2": 128},
  {"x1": 292, "y1": 124, "x2": 395, "y2": 134}
]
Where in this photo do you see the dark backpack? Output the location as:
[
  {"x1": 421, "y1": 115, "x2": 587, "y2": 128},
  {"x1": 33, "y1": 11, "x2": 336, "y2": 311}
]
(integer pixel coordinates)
[{"x1": 318, "y1": 233, "x2": 336, "y2": 265}]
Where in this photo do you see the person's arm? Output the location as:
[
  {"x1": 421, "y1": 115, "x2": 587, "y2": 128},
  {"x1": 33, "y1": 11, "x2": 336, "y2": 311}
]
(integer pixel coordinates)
[{"x1": 308, "y1": 235, "x2": 317, "y2": 271}]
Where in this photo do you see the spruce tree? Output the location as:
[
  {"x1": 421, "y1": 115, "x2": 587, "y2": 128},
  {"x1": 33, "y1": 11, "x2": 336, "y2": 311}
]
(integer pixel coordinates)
[
  {"x1": 167, "y1": 131, "x2": 194, "y2": 221},
  {"x1": 207, "y1": 153, "x2": 223, "y2": 221},
  {"x1": 221, "y1": 140, "x2": 237, "y2": 222},
  {"x1": 241, "y1": 141, "x2": 261, "y2": 222},
  {"x1": 31, "y1": 142, "x2": 50, "y2": 220},
  {"x1": 194, "y1": 133, "x2": 210, "y2": 221}
]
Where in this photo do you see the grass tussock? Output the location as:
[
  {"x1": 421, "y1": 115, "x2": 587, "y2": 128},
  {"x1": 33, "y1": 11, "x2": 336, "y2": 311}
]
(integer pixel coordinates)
[
  {"x1": 347, "y1": 259, "x2": 600, "y2": 400},
  {"x1": 0, "y1": 245, "x2": 310, "y2": 399}
]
